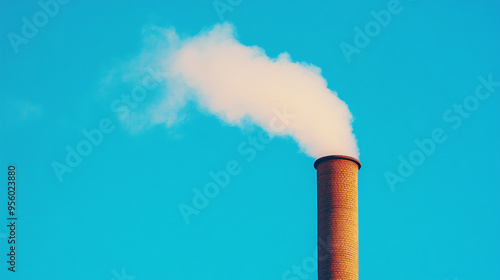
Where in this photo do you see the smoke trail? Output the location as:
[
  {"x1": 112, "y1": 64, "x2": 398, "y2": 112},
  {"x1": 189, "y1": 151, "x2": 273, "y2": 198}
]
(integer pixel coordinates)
[{"x1": 129, "y1": 23, "x2": 358, "y2": 159}]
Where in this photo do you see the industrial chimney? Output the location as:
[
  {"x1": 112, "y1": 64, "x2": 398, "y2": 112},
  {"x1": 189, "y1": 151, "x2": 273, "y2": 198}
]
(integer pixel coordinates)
[{"x1": 315, "y1": 155, "x2": 361, "y2": 280}]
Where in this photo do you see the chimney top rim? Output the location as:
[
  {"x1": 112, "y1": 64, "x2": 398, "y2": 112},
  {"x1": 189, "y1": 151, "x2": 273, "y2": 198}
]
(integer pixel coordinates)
[{"x1": 314, "y1": 155, "x2": 361, "y2": 170}]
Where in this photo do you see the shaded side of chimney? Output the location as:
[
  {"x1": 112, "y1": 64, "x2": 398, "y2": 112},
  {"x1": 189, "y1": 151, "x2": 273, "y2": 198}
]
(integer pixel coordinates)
[{"x1": 315, "y1": 155, "x2": 360, "y2": 280}]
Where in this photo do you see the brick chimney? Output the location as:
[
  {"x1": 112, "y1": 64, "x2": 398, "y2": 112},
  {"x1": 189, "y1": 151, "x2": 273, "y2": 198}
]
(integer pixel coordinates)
[{"x1": 315, "y1": 155, "x2": 361, "y2": 280}]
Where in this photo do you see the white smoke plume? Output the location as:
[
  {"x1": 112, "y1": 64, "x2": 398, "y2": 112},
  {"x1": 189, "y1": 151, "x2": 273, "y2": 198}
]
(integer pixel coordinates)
[{"x1": 128, "y1": 23, "x2": 359, "y2": 159}]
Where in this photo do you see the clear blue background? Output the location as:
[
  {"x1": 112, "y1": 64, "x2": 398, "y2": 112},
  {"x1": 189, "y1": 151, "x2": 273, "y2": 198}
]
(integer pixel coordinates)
[{"x1": 1, "y1": 0, "x2": 499, "y2": 279}]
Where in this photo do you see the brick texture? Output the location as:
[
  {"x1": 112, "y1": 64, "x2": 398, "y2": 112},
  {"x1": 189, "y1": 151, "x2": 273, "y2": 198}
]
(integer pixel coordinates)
[{"x1": 316, "y1": 156, "x2": 360, "y2": 280}]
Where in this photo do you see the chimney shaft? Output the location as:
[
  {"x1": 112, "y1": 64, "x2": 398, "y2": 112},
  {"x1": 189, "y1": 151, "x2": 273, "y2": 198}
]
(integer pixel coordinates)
[{"x1": 315, "y1": 155, "x2": 360, "y2": 280}]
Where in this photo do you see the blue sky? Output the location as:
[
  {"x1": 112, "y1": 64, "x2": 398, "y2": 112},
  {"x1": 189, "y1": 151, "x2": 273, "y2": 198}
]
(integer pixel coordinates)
[{"x1": 1, "y1": 1, "x2": 499, "y2": 279}]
